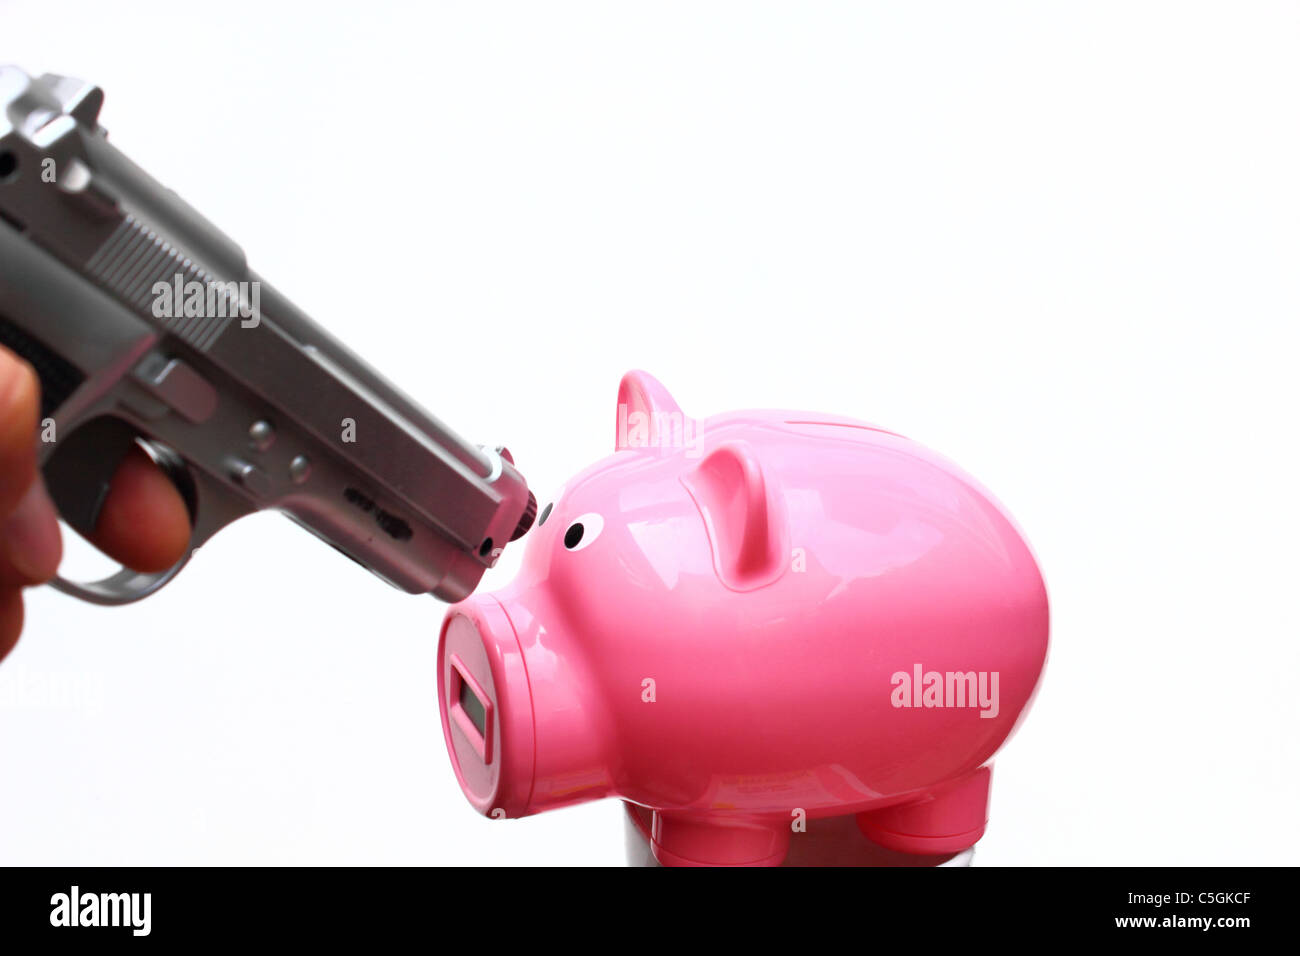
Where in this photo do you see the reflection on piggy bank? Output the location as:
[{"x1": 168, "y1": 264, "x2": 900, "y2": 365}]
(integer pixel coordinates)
[{"x1": 438, "y1": 371, "x2": 1048, "y2": 866}]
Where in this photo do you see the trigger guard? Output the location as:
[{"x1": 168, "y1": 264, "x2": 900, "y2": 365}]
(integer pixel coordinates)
[
  {"x1": 49, "y1": 559, "x2": 192, "y2": 606},
  {"x1": 47, "y1": 439, "x2": 200, "y2": 607}
]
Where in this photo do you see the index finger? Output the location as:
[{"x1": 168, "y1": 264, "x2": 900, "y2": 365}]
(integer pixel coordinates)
[{"x1": 0, "y1": 346, "x2": 40, "y2": 516}]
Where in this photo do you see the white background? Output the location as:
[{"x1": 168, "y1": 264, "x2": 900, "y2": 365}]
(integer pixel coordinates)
[{"x1": 1, "y1": 1, "x2": 1296, "y2": 865}]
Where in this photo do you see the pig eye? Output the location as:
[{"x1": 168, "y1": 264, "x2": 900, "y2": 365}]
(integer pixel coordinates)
[
  {"x1": 563, "y1": 513, "x2": 604, "y2": 551},
  {"x1": 537, "y1": 502, "x2": 554, "y2": 527}
]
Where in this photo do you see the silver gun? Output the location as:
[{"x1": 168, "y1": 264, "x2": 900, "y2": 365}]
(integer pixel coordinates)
[{"x1": 0, "y1": 67, "x2": 536, "y2": 605}]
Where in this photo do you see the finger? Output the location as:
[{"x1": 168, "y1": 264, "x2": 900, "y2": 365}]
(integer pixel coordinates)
[
  {"x1": 88, "y1": 445, "x2": 192, "y2": 573},
  {"x1": 0, "y1": 476, "x2": 62, "y2": 584},
  {"x1": 0, "y1": 349, "x2": 62, "y2": 584},
  {"x1": 0, "y1": 586, "x2": 22, "y2": 662},
  {"x1": 0, "y1": 347, "x2": 40, "y2": 515}
]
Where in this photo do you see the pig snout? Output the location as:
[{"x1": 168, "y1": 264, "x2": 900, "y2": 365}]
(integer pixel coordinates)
[
  {"x1": 437, "y1": 596, "x2": 531, "y2": 818},
  {"x1": 437, "y1": 593, "x2": 613, "y2": 819}
]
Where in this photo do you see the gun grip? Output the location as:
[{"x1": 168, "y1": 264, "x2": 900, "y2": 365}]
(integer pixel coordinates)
[
  {"x1": 0, "y1": 311, "x2": 86, "y2": 423},
  {"x1": 0, "y1": 312, "x2": 134, "y2": 537}
]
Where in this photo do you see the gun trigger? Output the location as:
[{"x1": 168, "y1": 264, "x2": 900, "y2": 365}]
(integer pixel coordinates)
[{"x1": 42, "y1": 417, "x2": 139, "y2": 539}]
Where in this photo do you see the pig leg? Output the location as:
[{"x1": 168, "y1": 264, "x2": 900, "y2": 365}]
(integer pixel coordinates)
[
  {"x1": 649, "y1": 810, "x2": 792, "y2": 867},
  {"x1": 855, "y1": 765, "x2": 992, "y2": 856}
]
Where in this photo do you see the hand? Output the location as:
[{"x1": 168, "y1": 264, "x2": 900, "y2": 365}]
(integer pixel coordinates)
[{"x1": 1, "y1": 346, "x2": 192, "y2": 660}]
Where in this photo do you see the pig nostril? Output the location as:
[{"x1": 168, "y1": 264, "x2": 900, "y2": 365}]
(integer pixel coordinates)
[{"x1": 458, "y1": 677, "x2": 488, "y2": 737}]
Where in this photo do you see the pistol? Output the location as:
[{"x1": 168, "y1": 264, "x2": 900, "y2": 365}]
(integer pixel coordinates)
[{"x1": 0, "y1": 67, "x2": 536, "y2": 605}]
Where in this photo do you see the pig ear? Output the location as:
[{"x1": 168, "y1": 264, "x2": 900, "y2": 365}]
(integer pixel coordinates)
[
  {"x1": 615, "y1": 370, "x2": 693, "y2": 451},
  {"x1": 682, "y1": 441, "x2": 790, "y2": 591}
]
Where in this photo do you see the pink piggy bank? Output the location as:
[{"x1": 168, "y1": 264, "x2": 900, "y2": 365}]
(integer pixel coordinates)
[{"x1": 438, "y1": 371, "x2": 1049, "y2": 866}]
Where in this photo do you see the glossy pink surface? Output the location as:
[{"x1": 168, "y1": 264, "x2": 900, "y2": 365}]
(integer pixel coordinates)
[{"x1": 438, "y1": 371, "x2": 1049, "y2": 866}]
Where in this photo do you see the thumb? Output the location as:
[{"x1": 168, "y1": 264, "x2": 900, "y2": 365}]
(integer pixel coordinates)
[{"x1": 0, "y1": 347, "x2": 62, "y2": 584}]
